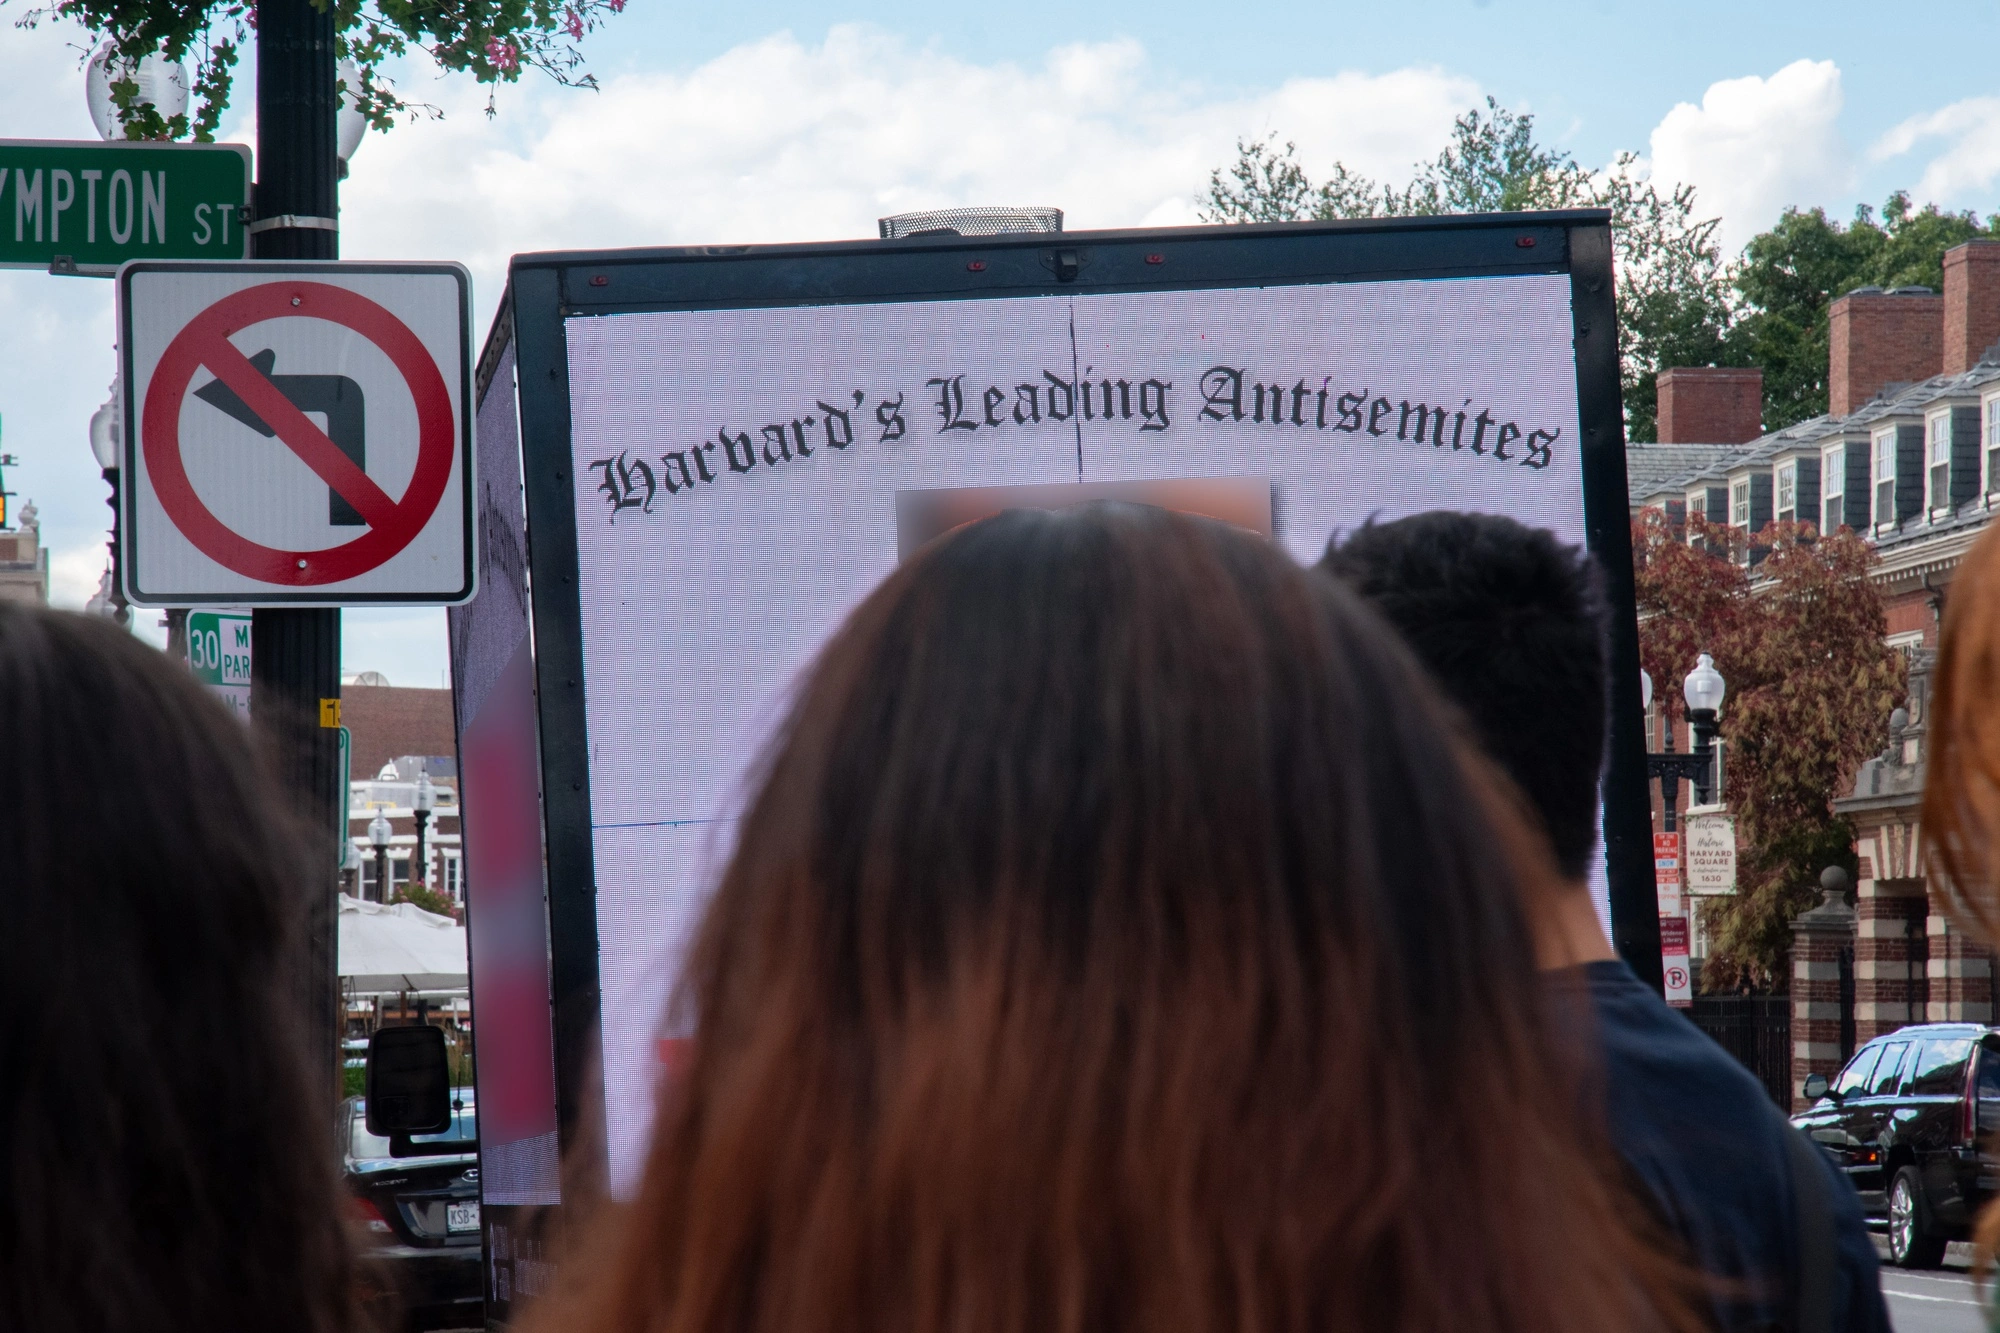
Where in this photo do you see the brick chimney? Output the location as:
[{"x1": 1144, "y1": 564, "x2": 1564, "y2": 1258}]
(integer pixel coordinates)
[
  {"x1": 1944, "y1": 240, "x2": 2000, "y2": 374},
  {"x1": 1657, "y1": 367, "x2": 1764, "y2": 443},
  {"x1": 1829, "y1": 287, "x2": 1941, "y2": 415}
]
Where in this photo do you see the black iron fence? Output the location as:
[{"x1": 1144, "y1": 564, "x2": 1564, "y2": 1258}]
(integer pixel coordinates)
[{"x1": 1690, "y1": 994, "x2": 1793, "y2": 1107}]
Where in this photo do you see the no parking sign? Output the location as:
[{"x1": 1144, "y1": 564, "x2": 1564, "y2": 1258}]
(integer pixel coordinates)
[{"x1": 117, "y1": 261, "x2": 475, "y2": 605}]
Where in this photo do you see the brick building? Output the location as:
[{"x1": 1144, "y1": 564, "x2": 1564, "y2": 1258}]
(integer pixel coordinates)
[
  {"x1": 339, "y1": 683, "x2": 464, "y2": 909},
  {"x1": 1629, "y1": 238, "x2": 2000, "y2": 1107}
]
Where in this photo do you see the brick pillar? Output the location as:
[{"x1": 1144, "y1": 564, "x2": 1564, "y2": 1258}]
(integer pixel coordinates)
[
  {"x1": 1926, "y1": 913, "x2": 1995, "y2": 1022},
  {"x1": 1855, "y1": 876, "x2": 1927, "y2": 1041},
  {"x1": 1792, "y1": 887, "x2": 1857, "y2": 1111}
]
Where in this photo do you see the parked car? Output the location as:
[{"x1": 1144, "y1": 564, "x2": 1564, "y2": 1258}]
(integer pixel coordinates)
[
  {"x1": 342, "y1": 1087, "x2": 483, "y2": 1330},
  {"x1": 1792, "y1": 1022, "x2": 2000, "y2": 1267}
]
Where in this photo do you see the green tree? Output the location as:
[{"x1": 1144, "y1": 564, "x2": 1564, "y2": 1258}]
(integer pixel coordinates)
[
  {"x1": 1632, "y1": 511, "x2": 1905, "y2": 989},
  {"x1": 1202, "y1": 102, "x2": 1738, "y2": 444},
  {"x1": 10, "y1": 0, "x2": 623, "y2": 143},
  {"x1": 1730, "y1": 194, "x2": 2000, "y2": 431}
]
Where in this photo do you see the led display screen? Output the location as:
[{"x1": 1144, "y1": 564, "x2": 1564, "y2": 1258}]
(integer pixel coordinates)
[{"x1": 549, "y1": 266, "x2": 1610, "y2": 1192}]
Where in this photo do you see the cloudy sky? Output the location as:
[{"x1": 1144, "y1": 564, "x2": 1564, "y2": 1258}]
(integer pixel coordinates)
[{"x1": 5, "y1": 0, "x2": 1999, "y2": 684}]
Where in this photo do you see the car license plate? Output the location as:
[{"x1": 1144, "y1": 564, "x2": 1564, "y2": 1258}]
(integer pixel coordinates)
[{"x1": 447, "y1": 1202, "x2": 480, "y2": 1233}]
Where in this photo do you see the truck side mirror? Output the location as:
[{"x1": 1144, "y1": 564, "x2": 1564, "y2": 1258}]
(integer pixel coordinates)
[
  {"x1": 1802, "y1": 1071, "x2": 1831, "y2": 1103},
  {"x1": 365, "y1": 1025, "x2": 450, "y2": 1140}
]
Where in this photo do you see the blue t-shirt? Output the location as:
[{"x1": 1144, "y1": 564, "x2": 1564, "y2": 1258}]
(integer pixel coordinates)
[{"x1": 1558, "y1": 960, "x2": 1891, "y2": 1333}]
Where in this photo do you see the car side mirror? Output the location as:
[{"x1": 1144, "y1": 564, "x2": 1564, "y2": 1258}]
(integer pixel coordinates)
[
  {"x1": 365, "y1": 1025, "x2": 451, "y2": 1151},
  {"x1": 1802, "y1": 1071, "x2": 1832, "y2": 1103}
]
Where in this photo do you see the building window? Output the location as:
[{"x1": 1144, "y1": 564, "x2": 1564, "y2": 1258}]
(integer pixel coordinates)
[
  {"x1": 1875, "y1": 431, "x2": 1897, "y2": 527},
  {"x1": 1777, "y1": 461, "x2": 1797, "y2": 522},
  {"x1": 1988, "y1": 398, "x2": 2000, "y2": 496},
  {"x1": 1730, "y1": 478, "x2": 1750, "y2": 528},
  {"x1": 1930, "y1": 415, "x2": 1952, "y2": 514},
  {"x1": 1823, "y1": 445, "x2": 1845, "y2": 532},
  {"x1": 444, "y1": 854, "x2": 463, "y2": 902}
]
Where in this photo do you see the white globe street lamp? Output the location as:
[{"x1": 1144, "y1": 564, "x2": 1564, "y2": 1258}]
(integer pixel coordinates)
[
  {"x1": 369, "y1": 809, "x2": 393, "y2": 902},
  {"x1": 1682, "y1": 654, "x2": 1727, "y2": 805},
  {"x1": 85, "y1": 41, "x2": 189, "y2": 140},
  {"x1": 336, "y1": 59, "x2": 367, "y2": 176}
]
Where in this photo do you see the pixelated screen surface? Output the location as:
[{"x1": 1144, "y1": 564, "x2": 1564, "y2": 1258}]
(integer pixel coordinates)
[{"x1": 562, "y1": 272, "x2": 1598, "y2": 1192}]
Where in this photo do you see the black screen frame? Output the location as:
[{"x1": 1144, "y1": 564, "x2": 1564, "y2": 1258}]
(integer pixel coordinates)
[{"x1": 505, "y1": 210, "x2": 1661, "y2": 1199}]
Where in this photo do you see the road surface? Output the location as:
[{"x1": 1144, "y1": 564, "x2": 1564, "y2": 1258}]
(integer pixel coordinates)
[{"x1": 1878, "y1": 1240, "x2": 1987, "y2": 1333}]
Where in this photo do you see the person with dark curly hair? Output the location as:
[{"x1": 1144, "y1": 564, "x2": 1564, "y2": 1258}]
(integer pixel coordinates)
[{"x1": 1325, "y1": 510, "x2": 1889, "y2": 1333}]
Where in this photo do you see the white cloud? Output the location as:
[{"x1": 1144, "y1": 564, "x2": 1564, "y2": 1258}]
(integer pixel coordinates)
[
  {"x1": 3, "y1": 20, "x2": 1485, "y2": 677},
  {"x1": 338, "y1": 26, "x2": 1483, "y2": 321},
  {"x1": 1872, "y1": 98, "x2": 2000, "y2": 208},
  {"x1": 49, "y1": 541, "x2": 109, "y2": 609},
  {"x1": 1646, "y1": 59, "x2": 1852, "y2": 254}
]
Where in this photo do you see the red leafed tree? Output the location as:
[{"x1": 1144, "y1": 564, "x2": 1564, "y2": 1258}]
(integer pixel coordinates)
[{"x1": 1632, "y1": 511, "x2": 1906, "y2": 990}]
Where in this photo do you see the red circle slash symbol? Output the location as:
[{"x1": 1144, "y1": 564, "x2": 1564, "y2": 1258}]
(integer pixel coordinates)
[{"x1": 143, "y1": 281, "x2": 455, "y2": 586}]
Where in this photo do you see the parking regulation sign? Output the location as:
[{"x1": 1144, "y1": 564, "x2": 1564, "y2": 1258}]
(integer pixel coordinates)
[{"x1": 117, "y1": 260, "x2": 475, "y2": 605}]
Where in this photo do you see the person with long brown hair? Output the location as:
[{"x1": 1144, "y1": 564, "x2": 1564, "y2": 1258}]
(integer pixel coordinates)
[
  {"x1": 538, "y1": 502, "x2": 1702, "y2": 1333},
  {"x1": 0, "y1": 604, "x2": 362, "y2": 1332}
]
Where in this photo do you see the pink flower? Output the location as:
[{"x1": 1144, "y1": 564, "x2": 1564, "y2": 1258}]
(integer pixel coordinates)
[
  {"x1": 608, "y1": 0, "x2": 625, "y2": 14},
  {"x1": 484, "y1": 37, "x2": 519, "y2": 71},
  {"x1": 563, "y1": 8, "x2": 584, "y2": 37}
]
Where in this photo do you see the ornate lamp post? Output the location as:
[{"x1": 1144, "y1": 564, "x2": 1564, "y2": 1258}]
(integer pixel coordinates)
[
  {"x1": 1644, "y1": 655, "x2": 1728, "y2": 831},
  {"x1": 1683, "y1": 653, "x2": 1727, "y2": 806},
  {"x1": 368, "y1": 809, "x2": 393, "y2": 903},
  {"x1": 412, "y1": 771, "x2": 435, "y2": 895},
  {"x1": 86, "y1": 384, "x2": 129, "y2": 625}
]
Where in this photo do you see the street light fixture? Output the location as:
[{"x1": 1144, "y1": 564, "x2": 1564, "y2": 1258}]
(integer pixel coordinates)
[
  {"x1": 412, "y1": 771, "x2": 435, "y2": 896},
  {"x1": 84, "y1": 41, "x2": 189, "y2": 141},
  {"x1": 86, "y1": 380, "x2": 129, "y2": 625},
  {"x1": 368, "y1": 809, "x2": 392, "y2": 903},
  {"x1": 336, "y1": 59, "x2": 367, "y2": 177},
  {"x1": 1643, "y1": 654, "x2": 1729, "y2": 829},
  {"x1": 1682, "y1": 654, "x2": 1726, "y2": 805}
]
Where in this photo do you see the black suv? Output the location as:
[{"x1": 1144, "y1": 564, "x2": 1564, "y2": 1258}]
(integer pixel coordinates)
[{"x1": 1792, "y1": 1022, "x2": 2000, "y2": 1267}]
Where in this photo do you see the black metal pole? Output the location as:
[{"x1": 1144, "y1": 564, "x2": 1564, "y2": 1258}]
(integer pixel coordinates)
[
  {"x1": 251, "y1": 0, "x2": 343, "y2": 1110},
  {"x1": 1688, "y1": 708, "x2": 1718, "y2": 806},
  {"x1": 414, "y1": 808, "x2": 430, "y2": 893},
  {"x1": 374, "y1": 841, "x2": 389, "y2": 903}
]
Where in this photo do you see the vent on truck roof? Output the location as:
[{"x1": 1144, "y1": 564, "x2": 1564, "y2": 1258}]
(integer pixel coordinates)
[{"x1": 878, "y1": 206, "x2": 1063, "y2": 239}]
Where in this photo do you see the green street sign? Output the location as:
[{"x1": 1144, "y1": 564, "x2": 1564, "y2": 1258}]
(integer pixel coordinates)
[
  {"x1": 0, "y1": 140, "x2": 251, "y2": 275},
  {"x1": 187, "y1": 608, "x2": 252, "y2": 719}
]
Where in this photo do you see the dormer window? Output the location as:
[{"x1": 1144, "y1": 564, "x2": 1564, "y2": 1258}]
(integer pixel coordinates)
[
  {"x1": 1823, "y1": 444, "x2": 1845, "y2": 532},
  {"x1": 1875, "y1": 430, "x2": 1898, "y2": 529},
  {"x1": 1730, "y1": 478, "x2": 1750, "y2": 528},
  {"x1": 1987, "y1": 398, "x2": 2000, "y2": 497},
  {"x1": 1777, "y1": 461, "x2": 1797, "y2": 523},
  {"x1": 1930, "y1": 415, "x2": 1953, "y2": 517}
]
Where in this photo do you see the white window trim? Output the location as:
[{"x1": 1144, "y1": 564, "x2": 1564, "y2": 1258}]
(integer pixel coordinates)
[
  {"x1": 1929, "y1": 415, "x2": 1954, "y2": 518},
  {"x1": 1777, "y1": 461, "x2": 1797, "y2": 521},
  {"x1": 1875, "y1": 431, "x2": 1899, "y2": 531},
  {"x1": 1986, "y1": 396, "x2": 2000, "y2": 499}
]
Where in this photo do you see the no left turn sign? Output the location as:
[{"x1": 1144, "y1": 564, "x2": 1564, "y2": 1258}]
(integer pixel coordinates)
[{"x1": 118, "y1": 260, "x2": 475, "y2": 606}]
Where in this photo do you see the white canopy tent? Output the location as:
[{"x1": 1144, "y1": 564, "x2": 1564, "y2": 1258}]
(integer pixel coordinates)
[{"x1": 337, "y1": 893, "x2": 468, "y2": 994}]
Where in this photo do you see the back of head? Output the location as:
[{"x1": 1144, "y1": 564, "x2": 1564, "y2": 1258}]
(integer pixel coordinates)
[
  {"x1": 1321, "y1": 511, "x2": 1608, "y2": 880},
  {"x1": 550, "y1": 503, "x2": 1694, "y2": 1333},
  {"x1": 0, "y1": 606, "x2": 356, "y2": 1332}
]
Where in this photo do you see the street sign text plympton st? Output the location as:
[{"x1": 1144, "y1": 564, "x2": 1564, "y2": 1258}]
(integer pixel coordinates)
[
  {"x1": 0, "y1": 140, "x2": 250, "y2": 274},
  {"x1": 118, "y1": 260, "x2": 476, "y2": 606},
  {"x1": 187, "y1": 609, "x2": 252, "y2": 719}
]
